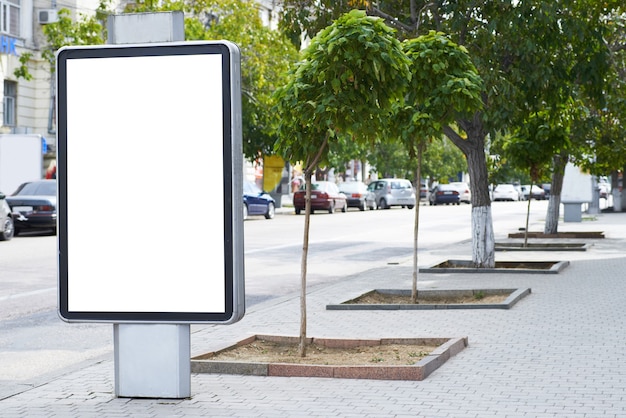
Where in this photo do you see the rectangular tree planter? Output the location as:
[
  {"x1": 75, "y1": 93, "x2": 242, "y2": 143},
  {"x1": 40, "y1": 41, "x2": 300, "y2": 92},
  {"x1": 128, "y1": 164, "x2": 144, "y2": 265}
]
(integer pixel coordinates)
[
  {"x1": 191, "y1": 335, "x2": 468, "y2": 381},
  {"x1": 327, "y1": 288, "x2": 531, "y2": 310},
  {"x1": 420, "y1": 260, "x2": 569, "y2": 274}
]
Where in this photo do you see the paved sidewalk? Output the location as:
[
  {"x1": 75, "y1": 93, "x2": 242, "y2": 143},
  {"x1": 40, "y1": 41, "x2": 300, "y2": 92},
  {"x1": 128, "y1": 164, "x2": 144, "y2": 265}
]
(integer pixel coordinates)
[{"x1": 2, "y1": 212, "x2": 626, "y2": 417}]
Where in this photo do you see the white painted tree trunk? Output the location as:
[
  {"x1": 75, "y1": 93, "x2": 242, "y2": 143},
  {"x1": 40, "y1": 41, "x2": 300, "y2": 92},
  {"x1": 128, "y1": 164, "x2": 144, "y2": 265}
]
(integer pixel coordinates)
[
  {"x1": 471, "y1": 206, "x2": 494, "y2": 268},
  {"x1": 614, "y1": 189, "x2": 624, "y2": 212},
  {"x1": 545, "y1": 194, "x2": 561, "y2": 234},
  {"x1": 545, "y1": 153, "x2": 567, "y2": 234}
]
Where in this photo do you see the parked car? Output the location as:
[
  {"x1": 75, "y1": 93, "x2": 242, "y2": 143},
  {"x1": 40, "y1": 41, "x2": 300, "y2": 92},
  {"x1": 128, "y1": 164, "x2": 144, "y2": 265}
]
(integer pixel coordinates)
[
  {"x1": 520, "y1": 185, "x2": 546, "y2": 200},
  {"x1": 449, "y1": 182, "x2": 471, "y2": 204},
  {"x1": 243, "y1": 181, "x2": 275, "y2": 220},
  {"x1": 0, "y1": 192, "x2": 14, "y2": 241},
  {"x1": 492, "y1": 184, "x2": 520, "y2": 201},
  {"x1": 429, "y1": 184, "x2": 461, "y2": 205},
  {"x1": 293, "y1": 181, "x2": 347, "y2": 214},
  {"x1": 7, "y1": 179, "x2": 57, "y2": 235},
  {"x1": 338, "y1": 181, "x2": 373, "y2": 211},
  {"x1": 365, "y1": 178, "x2": 416, "y2": 210}
]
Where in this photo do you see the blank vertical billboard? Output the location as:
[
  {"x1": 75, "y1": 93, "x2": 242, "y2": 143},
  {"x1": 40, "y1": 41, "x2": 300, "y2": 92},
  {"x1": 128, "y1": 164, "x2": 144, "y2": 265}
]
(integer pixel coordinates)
[{"x1": 56, "y1": 41, "x2": 244, "y2": 323}]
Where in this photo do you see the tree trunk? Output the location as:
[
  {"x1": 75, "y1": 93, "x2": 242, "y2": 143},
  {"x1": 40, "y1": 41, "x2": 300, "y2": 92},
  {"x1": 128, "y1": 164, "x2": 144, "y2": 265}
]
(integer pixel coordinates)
[
  {"x1": 298, "y1": 172, "x2": 313, "y2": 357},
  {"x1": 411, "y1": 143, "x2": 424, "y2": 303},
  {"x1": 611, "y1": 169, "x2": 623, "y2": 212},
  {"x1": 545, "y1": 153, "x2": 568, "y2": 234},
  {"x1": 524, "y1": 181, "x2": 533, "y2": 247},
  {"x1": 444, "y1": 117, "x2": 495, "y2": 268}
]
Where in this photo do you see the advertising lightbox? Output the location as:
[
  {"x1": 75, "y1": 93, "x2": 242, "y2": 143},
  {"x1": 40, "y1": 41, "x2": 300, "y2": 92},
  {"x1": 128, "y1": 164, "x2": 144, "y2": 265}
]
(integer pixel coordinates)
[{"x1": 56, "y1": 41, "x2": 244, "y2": 323}]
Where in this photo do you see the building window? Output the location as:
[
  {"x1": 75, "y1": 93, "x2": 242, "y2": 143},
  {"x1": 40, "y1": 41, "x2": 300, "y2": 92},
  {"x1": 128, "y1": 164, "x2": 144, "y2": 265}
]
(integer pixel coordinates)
[
  {"x1": 1, "y1": 0, "x2": 19, "y2": 37},
  {"x1": 3, "y1": 80, "x2": 16, "y2": 126}
]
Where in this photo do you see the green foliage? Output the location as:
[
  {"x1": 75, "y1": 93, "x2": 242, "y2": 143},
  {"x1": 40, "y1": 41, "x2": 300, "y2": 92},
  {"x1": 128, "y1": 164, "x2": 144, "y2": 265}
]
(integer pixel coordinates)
[
  {"x1": 185, "y1": 0, "x2": 299, "y2": 160},
  {"x1": 13, "y1": 4, "x2": 107, "y2": 80},
  {"x1": 273, "y1": 10, "x2": 410, "y2": 172},
  {"x1": 391, "y1": 31, "x2": 483, "y2": 164},
  {"x1": 278, "y1": 1, "x2": 626, "y2": 178},
  {"x1": 505, "y1": 110, "x2": 570, "y2": 182},
  {"x1": 365, "y1": 135, "x2": 466, "y2": 182},
  {"x1": 403, "y1": 32, "x2": 483, "y2": 127},
  {"x1": 42, "y1": 8, "x2": 106, "y2": 72},
  {"x1": 13, "y1": 53, "x2": 33, "y2": 81}
]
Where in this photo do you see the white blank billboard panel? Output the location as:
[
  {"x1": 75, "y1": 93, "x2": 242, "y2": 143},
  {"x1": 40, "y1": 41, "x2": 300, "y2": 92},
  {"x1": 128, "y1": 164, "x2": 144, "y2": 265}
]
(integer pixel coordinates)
[{"x1": 56, "y1": 42, "x2": 244, "y2": 323}]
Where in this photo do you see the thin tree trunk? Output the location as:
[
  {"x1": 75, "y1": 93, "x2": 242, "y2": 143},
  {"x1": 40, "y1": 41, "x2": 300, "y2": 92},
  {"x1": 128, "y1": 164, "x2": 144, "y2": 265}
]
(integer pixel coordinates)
[
  {"x1": 411, "y1": 143, "x2": 424, "y2": 303},
  {"x1": 297, "y1": 135, "x2": 329, "y2": 358},
  {"x1": 298, "y1": 172, "x2": 313, "y2": 357},
  {"x1": 545, "y1": 153, "x2": 568, "y2": 234},
  {"x1": 524, "y1": 182, "x2": 533, "y2": 247}
]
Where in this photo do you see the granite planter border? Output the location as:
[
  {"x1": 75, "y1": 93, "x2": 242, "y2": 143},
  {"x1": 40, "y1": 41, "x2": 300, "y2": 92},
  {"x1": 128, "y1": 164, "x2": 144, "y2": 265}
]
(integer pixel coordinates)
[
  {"x1": 191, "y1": 334, "x2": 468, "y2": 381},
  {"x1": 420, "y1": 259, "x2": 569, "y2": 274},
  {"x1": 508, "y1": 231, "x2": 604, "y2": 239},
  {"x1": 326, "y1": 288, "x2": 531, "y2": 310},
  {"x1": 495, "y1": 242, "x2": 591, "y2": 251}
]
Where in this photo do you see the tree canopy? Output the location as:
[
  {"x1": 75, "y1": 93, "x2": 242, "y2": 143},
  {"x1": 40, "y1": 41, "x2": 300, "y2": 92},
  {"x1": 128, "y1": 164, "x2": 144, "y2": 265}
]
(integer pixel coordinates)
[
  {"x1": 278, "y1": 0, "x2": 626, "y2": 263},
  {"x1": 273, "y1": 9, "x2": 410, "y2": 172}
]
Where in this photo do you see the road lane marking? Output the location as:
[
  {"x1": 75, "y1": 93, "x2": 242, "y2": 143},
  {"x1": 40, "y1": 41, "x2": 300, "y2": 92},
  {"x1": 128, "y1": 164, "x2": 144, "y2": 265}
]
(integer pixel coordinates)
[{"x1": 0, "y1": 287, "x2": 56, "y2": 302}]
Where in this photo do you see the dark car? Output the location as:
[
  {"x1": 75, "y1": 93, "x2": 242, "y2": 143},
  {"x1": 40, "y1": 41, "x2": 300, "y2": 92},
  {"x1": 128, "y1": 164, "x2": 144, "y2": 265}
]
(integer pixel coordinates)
[
  {"x1": 293, "y1": 181, "x2": 347, "y2": 214},
  {"x1": 429, "y1": 184, "x2": 461, "y2": 205},
  {"x1": 6, "y1": 179, "x2": 57, "y2": 236},
  {"x1": 449, "y1": 182, "x2": 471, "y2": 204},
  {"x1": 338, "y1": 181, "x2": 373, "y2": 211},
  {"x1": 243, "y1": 181, "x2": 275, "y2": 220},
  {"x1": 0, "y1": 192, "x2": 14, "y2": 241}
]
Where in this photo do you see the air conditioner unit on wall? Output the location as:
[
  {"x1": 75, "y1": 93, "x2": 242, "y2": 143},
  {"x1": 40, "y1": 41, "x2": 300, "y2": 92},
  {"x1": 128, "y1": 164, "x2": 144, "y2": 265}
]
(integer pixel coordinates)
[{"x1": 38, "y1": 9, "x2": 59, "y2": 24}]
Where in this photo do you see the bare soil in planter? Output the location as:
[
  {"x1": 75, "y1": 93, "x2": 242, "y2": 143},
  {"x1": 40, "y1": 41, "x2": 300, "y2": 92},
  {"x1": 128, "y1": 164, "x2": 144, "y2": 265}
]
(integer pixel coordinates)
[
  {"x1": 349, "y1": 291, "x2": 507, "y2": 305},
  {"x1": 205, "y1": 338, "x2": 436, "y2": 366}
]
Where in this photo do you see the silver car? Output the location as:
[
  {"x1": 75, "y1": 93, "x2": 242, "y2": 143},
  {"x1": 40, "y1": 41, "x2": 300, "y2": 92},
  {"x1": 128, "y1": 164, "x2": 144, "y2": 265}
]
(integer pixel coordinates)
[
  {"x1": 366, "y1": 178, "x2": 416, "y2": 210},
  {"x1": 0, "y1": 192, "x2": 14, "y2": 241}
]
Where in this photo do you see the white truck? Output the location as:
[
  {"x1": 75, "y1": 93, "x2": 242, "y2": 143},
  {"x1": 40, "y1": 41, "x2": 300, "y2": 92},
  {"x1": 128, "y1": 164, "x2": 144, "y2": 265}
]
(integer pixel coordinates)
[{"x1": 0, "y1": 134, "x2": 44, "y2": 195}]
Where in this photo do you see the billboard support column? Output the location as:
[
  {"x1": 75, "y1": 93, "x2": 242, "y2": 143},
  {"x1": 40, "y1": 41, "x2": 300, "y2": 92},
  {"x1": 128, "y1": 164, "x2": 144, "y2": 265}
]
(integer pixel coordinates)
[
  {"x1": 114, "y1": 323, "x2": 190, "y2": 398},
  {"x1": 108, "y1": 12, "x2": 190, "y2": 399}
]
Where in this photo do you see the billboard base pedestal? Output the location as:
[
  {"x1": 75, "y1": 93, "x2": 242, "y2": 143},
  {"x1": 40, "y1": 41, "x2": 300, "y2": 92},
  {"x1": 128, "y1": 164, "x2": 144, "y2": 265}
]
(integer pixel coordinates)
[
  {"x1": 114, "y1": 324, "x2": 190, "y2": 398},
  {"x1": 563, "y1": 202, "x2": 583, "y2": 222}
]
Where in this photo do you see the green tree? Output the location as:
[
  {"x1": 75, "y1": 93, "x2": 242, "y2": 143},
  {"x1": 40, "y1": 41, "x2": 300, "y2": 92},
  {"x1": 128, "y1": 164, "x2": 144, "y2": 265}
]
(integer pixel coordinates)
[
  {"x1": 278, "y1": 0, "x2": 624, "y2": 266},
  {"x1": 273, "y1": 10, "x2": 410, "y2": 356},
  {"x1": 505, "y1": 110, "x2": 570, "y2": 245},
  {"x1": 570, "y1": 8, "x2": 626, "y2": 209},
  {"x1": 395, "y1": 31, "x2": 483, "y2": 299},
  {"x1": 501, "y1": 1, "x2": 620, "y2": 233}
]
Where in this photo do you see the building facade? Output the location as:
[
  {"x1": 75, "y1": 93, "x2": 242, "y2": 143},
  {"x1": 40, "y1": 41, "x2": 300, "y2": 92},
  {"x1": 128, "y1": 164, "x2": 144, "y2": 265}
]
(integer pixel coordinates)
[{"x1": 1, "y1": 0, "x2": 107, "y2": 170}]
